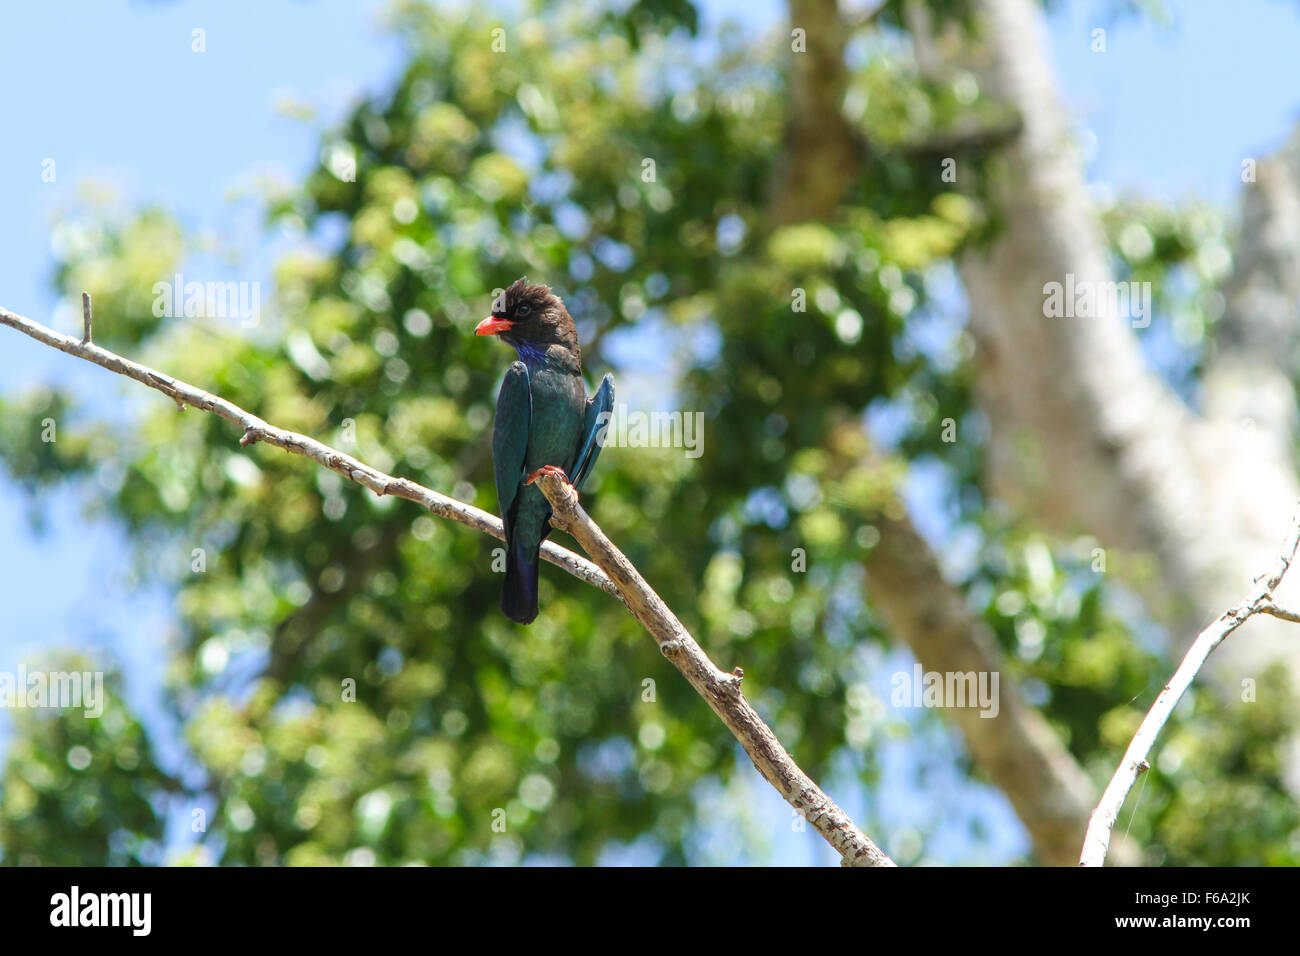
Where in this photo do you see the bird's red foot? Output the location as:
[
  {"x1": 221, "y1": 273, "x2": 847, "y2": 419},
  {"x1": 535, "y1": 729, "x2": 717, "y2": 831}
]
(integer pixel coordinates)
[{"x1": 524, "y1": 465, "x2": 577, "y2": 499}]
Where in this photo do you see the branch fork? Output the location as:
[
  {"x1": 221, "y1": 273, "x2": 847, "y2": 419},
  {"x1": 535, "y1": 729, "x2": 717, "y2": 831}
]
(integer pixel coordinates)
[{"x1": 1079, "y1": 501, "x2": 1300, "y2": 866}]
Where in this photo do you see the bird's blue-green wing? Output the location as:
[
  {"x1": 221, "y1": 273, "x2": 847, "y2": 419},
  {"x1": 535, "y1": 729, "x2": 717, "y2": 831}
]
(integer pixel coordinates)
[
  {"x1": 571, "y1": 372, "x2": 614, "y2": 492},
  {"x1": 493, "y1": 362, "x2": 532, "y2": 530}
]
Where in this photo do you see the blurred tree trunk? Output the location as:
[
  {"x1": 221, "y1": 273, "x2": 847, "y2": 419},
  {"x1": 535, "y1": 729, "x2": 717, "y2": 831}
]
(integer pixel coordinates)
[
  {"x1": 778, "y1": 0, "x2": 1300, "y2": 859},
  {"x1": 906, "y1": 0, "x2": 1300, "y2": 781},
  {"x1": 775, "y1": 0, "x2": 1141, "y2": 864}
]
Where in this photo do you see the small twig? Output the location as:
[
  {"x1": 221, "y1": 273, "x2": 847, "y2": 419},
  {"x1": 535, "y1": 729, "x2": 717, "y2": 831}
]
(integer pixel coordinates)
[
  {"x1": 0, "y1": 301, "x2": 894, "y2": 867},
  {"x1": 1257, "y1": 600, "x2": 1300, "y2": 624},
  {"x1": 533, "y1": 471, "x2": 894, "y2": 867},
  {"x1": 1079, "y1": 501, "x2": 1300, "y2": 866},
  {"x1": 81, "y1": 292, "x2": 92, "y2": 344}
]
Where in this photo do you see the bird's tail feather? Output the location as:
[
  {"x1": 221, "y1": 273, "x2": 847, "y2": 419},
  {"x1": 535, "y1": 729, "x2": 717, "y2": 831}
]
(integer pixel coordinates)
[{"x1": 501, "y1": 534, "x2": 541, "y2": 624}]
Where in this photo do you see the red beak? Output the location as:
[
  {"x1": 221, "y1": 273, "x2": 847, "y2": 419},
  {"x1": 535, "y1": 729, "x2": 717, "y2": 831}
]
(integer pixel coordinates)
[{"x1": 475, "y1": 315, "x2": 514, "y2": 336}]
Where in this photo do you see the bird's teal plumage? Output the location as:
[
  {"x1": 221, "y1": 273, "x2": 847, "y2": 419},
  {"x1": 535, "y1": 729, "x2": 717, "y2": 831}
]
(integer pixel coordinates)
[
  {"x1": 572, "y1": 373, "x2": 615, "y2": 491},
  {"x1": 477, "y1": 279, "x2": 615, "y2": 623},
  {"x1": 491, "y1": 362, "x2": 532, "y2": 531}
]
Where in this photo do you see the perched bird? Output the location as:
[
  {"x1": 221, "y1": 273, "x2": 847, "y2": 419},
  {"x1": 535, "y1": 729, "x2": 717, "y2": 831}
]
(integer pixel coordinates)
[{"x1": 476, "y1": 279, "x2": 614, "y2": 624}]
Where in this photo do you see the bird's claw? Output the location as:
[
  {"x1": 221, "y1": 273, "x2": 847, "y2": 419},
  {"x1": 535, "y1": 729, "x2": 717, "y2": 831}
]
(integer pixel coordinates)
[{"x1": 524, "y1": 465, "x2": 577, "y2": 499}]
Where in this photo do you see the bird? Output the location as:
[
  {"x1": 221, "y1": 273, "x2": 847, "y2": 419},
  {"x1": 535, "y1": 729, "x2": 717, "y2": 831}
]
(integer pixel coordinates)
[{"x1": 476, "y1": 278, "x2": 614, "y2": 624}]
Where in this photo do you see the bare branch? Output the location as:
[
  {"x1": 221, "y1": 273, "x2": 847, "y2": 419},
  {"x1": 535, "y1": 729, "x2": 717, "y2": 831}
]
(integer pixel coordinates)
[
  {"x1": 885, "y1": 115, "x2": 1025, "y2": 160},
  {"x1": 0, "y1": 301, "x2": 894, "y2": 867},
  {"x1": 81, "y1": 292, "x2": 92, "y2": 344},
  {"x1": 532, "y1": 472, "x2": 895, "y2": 866},
  {"x1": 1079, "y1": 500, "x2": 1300, "y2": 866},
  {"x1": 0, "y1": 303, "x2": 617, "y2": 597}
]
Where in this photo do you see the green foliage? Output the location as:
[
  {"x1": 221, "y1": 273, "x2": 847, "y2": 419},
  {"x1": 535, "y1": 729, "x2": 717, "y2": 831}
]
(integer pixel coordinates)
[
  {"x1": 1130, "y1": 666, "x2": 1300, "y2": 865},
  {"x1": 974, "y1": 529, "x2": 1300, "y2": 864},
  {"x1": 0, "y1": 659, "x2": 170, "y2": 866},
  {"x1": 0, "y1": 0, "x2": 1291, "y2": 867}
]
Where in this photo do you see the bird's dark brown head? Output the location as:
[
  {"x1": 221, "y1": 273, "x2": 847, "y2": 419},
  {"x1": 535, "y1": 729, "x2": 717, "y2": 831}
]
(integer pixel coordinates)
[{"x1": 475, "y1": 278, "x2": 579, "y2": 361}]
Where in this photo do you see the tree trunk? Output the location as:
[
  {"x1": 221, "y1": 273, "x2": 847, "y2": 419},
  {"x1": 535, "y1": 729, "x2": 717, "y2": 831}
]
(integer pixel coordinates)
[{"x1": 908, "y1": 0, "x2": 1300, "y2": 779}]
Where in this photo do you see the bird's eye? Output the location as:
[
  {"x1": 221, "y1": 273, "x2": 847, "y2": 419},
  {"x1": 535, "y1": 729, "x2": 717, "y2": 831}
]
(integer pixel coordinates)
[{"x1": 517, "y1": 304, "x2": 531, "y2": 317}]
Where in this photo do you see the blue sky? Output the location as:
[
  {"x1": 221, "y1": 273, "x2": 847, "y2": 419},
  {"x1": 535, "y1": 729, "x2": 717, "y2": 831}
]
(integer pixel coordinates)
[{"x1": 1, "y1": 0, "x2": 1298, "y2": 864}]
